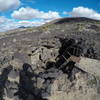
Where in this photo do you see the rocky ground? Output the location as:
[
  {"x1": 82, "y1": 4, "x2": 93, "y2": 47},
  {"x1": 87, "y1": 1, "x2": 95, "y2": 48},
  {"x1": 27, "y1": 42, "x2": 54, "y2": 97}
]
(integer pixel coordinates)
[{"x1": 0, "y1": 17, "x2": 100, "y2": 100}]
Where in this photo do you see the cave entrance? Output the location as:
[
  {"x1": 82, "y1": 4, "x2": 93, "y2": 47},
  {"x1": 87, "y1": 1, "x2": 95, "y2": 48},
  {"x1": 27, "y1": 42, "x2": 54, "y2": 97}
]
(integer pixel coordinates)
[
  {"x1": 56, "y1": 38, "x2": 83, "y2": 68},
  {"x1": 55, "y1": 38, "x2": 84, "y2": 80}
]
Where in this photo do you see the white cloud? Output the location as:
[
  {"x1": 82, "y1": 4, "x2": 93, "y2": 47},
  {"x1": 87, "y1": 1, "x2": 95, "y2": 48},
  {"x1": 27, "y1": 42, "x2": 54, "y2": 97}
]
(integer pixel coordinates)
[
  {"x1": 0, "y1": 16, "x2": 48, "y2": 32},
  {"x1": 69, "y1": 6, "x2": 100, "y2": 20},
  {"x1": 0, "y1": 17, "x2": 16, "y2": 32},
  {"x1": 0, "y1": 16, "x2": 12, "y2": 25},
  {"x1": 0, "y1": 16, "x2": 8, "y2": 24},
  {"x1": 0, "y1": 0, "x2": 21, "y2": 11},
  {"x1": 12, "y1": 7, "x2": 61, "y2": 20},
  {"x1": 18, "y1": 20, "x2": 45, "y2": 27},
  {"x1": 63, "y1": 11, "x2": 68, "y2": 15}
]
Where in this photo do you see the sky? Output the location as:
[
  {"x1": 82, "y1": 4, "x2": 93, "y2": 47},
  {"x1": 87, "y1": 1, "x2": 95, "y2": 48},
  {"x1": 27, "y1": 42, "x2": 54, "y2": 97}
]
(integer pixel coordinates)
[{"x1": 0, "y1": 0, "x2": 100, "y2": 32}]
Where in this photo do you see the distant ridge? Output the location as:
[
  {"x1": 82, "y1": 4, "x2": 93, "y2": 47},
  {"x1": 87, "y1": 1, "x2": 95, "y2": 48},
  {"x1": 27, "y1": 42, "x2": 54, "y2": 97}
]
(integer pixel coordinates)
[
  {"x1": 18, "y1": 26, "x2": 26, "y2": 29},
  {"x1": 48, "y1": 17, "x2": 100, "y2": 24}
]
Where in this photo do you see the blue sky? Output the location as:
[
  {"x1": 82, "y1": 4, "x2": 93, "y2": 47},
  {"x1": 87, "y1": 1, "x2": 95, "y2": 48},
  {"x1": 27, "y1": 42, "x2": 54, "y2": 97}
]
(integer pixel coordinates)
[{"x1": 0, "y1": 0, "x2": 100, "y2": 32}]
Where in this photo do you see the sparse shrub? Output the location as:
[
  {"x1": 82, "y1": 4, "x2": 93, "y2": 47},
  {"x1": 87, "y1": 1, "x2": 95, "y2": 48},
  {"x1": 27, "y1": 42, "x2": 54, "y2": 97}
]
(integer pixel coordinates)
[
  {"x1": 26, "y1": 28, "x2": 33, "y2": 32},
  {"x1": 41, "y1": 24, "x2": 56, "y2": 31},
  {"x1": 87, "y1": 77, "x2": 97, "y2": 86},
  {"x1": 76, "y1": 23, "x2": 85, "y2": 31}
]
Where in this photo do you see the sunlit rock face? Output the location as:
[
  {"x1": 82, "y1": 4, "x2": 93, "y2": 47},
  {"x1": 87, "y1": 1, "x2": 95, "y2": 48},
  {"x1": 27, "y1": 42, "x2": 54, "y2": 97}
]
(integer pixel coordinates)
[{"x1": 0, "y1": 17, "x2": 100, "y2": 100}]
